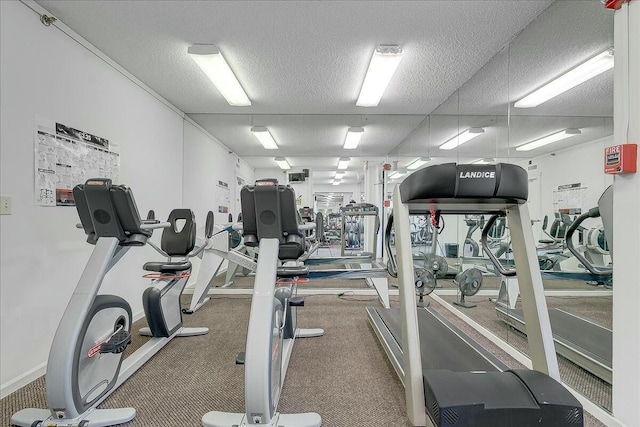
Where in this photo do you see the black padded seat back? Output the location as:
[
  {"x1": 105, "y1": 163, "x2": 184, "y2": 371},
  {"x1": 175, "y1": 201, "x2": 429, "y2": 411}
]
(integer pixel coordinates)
[
  {"x1": 240, "y1": 179, "x2": 305, "y2": 260},
  {"x1": 161, "y1": 209, "x2": 196, "y2": 256},
  {"x1": 549, "y1": 219, "x2": 567, "y2": 239},
  {"x1": 280, "y1": 186, "x2": 302, "y2": 236},
  {"x1": 315, "y1": 212, "x2": 324, "y2": 238},
  {"x1": 74, "y1": 178, "x2": 150, "y2": 246}
]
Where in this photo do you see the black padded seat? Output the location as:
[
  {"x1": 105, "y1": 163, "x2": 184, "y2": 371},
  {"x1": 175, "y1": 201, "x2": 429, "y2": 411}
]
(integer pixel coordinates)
[
  {"x1": 279, "y1": 234, "x2": 305, "y2": 260},
  {"x1": 399, "y1": 163, "x2": 528, "y2": 213},
  {"x1": 539, "y1": 239, "x2": 556, "y2": 244},
  {"x1": 143, "y1": 261, "x2": 192, "y2": 273}
]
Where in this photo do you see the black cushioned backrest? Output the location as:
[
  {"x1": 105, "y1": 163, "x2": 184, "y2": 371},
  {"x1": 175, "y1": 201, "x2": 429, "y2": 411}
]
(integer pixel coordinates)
[
  {"x1": 74, "y1": 178, "x2": 149, "y2": 245},
  {"x1": 549, "y1": 218, "x2": 567, "y2": 239},
  {"x1": 315, "y1": 212, "x2": 324, "y2": 238},
  {"x1": 161, "y1": 209, "x2": 196, "y2": 256},
  {"x1": 239, "y1": 179, "x2": 303, "y2": 253},
  {"x1": 205, "y1": 211, "x2": 214, "y2": 238}
]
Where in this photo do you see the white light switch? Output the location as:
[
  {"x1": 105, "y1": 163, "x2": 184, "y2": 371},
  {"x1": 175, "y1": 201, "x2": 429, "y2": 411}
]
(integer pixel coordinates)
[{"x1": 1, "y1": 196, "x2": 11, "y2": 215}]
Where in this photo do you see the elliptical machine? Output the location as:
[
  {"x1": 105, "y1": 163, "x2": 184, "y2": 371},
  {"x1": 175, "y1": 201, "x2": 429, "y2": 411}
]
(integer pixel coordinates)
[{"x1": 12, "y1": 179, "x2": 208, "y2": 427}]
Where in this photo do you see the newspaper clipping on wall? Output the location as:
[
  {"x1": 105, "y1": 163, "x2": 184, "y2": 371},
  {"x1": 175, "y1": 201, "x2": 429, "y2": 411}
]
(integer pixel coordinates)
[{"x1": 34, "y1": 119, "x2": 119, "y2": 206}]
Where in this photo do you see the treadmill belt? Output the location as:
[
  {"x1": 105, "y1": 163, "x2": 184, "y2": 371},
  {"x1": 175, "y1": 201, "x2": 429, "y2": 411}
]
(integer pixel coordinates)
[
  {"x1": 509, "y1": 308, "x2": 611, "y2": 367},
  {"x1": 377, "y1": 307, "x2": 503, "y2": 372}
]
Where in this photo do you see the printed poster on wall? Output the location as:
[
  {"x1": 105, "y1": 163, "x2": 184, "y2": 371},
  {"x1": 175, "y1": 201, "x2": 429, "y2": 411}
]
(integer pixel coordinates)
[
  {"x1": 34, "y1": 118, "x2": 119, "y2": 206},
  {"x1": 552, "y1": 183, "x2": 588, "y2": 215},
  {"x1": 216, "y1": 180, "x2": 230, "y2": 214}
]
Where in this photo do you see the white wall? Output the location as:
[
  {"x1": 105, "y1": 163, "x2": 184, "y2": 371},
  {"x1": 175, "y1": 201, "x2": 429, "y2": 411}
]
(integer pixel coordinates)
[
  {"x1": 520, "y1": 136, "x2": 614, "y2": 234},
  {"x1": 183, "y1": 120, "x2": 242, "y2": 225},
  {"x1": 0, "y1": 1, "x2": 184, "y2": 392},
  {"x1": 182, "y1": 120, "x2": 254, "y2": 284}
]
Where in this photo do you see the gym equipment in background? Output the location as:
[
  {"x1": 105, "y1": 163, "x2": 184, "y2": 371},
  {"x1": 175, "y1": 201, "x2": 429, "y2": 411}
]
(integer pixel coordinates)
[
  {"x1": 496, "y1": 185, "x2": 614, "y2": 384},
  {"x1": 368, "y1": 163, "x2": 582, "y2": 427},
  {"x1": 202, "y1": 179, "x2": 323, "y2": 427},
  {"x1": 462, "y1": 215, "x2": 484, "y2": 257},
  {"x1": 340, "y1": 202, "x2": 379, "y2": 257},
  {"x1": 12, "y1": 179, "x2": 208, "y2": 427},
  {"x1": 453, "y1": 267, "x2": 483, "y2": 308}
]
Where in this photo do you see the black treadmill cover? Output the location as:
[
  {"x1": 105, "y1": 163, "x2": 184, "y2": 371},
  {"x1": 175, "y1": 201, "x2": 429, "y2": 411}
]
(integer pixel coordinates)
[
  {"x1": 423, "y1": 369, "x2": 583, "y2": 427},
  {"x1": 399, "y1": 163, "x2": 528, "y2": 205}
]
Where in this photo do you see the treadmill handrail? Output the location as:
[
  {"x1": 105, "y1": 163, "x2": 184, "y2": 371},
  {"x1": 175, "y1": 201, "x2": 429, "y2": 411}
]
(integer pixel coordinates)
[
  {"x1": 482, "y1": 214, "x2": 517, "y2": 277},
  {"x1": 565, "y1": 208, "x2": 612, "y2": 276},
  {"x1": 385, "y1": 214, "x2": 397, "y2": 277}
]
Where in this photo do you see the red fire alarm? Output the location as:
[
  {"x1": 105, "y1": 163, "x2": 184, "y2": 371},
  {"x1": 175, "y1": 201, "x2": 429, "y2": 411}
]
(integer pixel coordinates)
[
  {"x1": 604, "y1": 144, "x2": 637, "y2": 174},
  {"x1": 383, "y1": 163, "x2": 392, "y2": 171},
  {"x1": 604, "y1": 0, "x2": 630, "y2": 10},
  {"x1": 384, "y1": 200, "x2": 391, "y2": 208}
]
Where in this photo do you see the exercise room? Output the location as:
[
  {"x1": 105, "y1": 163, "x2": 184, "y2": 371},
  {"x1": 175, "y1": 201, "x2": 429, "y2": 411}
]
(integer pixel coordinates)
[{"x1": 1, "y1": 1, "x2": 639, "y2": 426}]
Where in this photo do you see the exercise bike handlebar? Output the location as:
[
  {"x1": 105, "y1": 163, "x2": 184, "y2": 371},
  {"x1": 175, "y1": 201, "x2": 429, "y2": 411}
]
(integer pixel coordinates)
[
  {"x1": 565, "y1": 207, "x2": 612, "y2": 276},
  {"x1": 140, "y1": 221, "x2": 171, "y2": 230},
  {"x1": 481, "y1": 214, "x2": 517, "y2": 277}
]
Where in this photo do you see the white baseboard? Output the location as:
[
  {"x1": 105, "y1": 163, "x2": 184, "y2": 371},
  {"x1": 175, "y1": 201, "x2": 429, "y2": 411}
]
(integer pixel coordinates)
[
  {"x1": 1, "y1": 362, "x2": 47, "y2": 399},
  {"x1": 1, "y1": 309, "x2": 146, "y2": 399}
]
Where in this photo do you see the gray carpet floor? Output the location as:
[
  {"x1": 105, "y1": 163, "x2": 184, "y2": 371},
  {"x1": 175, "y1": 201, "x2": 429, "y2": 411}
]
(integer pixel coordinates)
[
  {"x1": 3, "y1": 288, "x2": 608, "y2": 427},
  {"x1": 2, "y1": 294, "x2": 413, "y2": 427}
]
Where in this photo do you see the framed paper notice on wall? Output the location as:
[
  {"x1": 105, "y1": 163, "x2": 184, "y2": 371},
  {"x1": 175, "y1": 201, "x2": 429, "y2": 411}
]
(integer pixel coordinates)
[
  {"x1": 34, "y1": 118, "x2": 119, "y2": 207},
  {"x1": 552, "y1": 183, "x2": 588, "y2": 215}
]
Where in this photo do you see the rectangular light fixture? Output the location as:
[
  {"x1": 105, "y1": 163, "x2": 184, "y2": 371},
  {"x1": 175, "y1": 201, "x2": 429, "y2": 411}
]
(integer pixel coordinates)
[
  {"x1": 470, "y1": 158, "x2": 495, "y2": 165},
  {"x1": 251, "y1": 126, "x2": 278, "y2": 149},
  {"x1": 356, "y1": 45, "x2": 404, "y2": 107},
  {"x1": 515, "y1": 49, "x2": 614, "y2": 109},
  {"x1": 332, "y1": 180, "x2": 342, "y2": 186},
  {"x1": 335, "y1": 171, "x2": 345, "y2": 179},
  {"x1": 187, "y1": 44, "x2": 251, "y2": 106},
  {"x1": 439, "y1": 128, "x2": 485, "y2": 150},
  {"x1": 344, "y1": 127, "x2": 365, "y2": 149},
  {"x1": 516, "y1": 129, "x2": 581, "y2": 152},
  {"x1": 274, "y1": 157, "x2": 290, "y2": 170},
  {"x1": 337, "y1": 157, "x2": 351, "y2": 170},
  {"x1": 389, "y1": 171, "x2": 405, "y2": 179},
  {"x1": 406, "y1": 157, "x2": 431, "y2": 170}
]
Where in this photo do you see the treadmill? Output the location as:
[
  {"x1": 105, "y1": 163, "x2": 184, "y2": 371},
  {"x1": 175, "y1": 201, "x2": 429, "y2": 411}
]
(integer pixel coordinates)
[
  {"x1": 368, "y1": 163, "x2": 582, "y2": 427},
  {"x1": 496, "y1": 186, "x2": 614, "y2": 384},
  {"x1": 495, "y1": 306, "x2": 612, "y2": 383}
]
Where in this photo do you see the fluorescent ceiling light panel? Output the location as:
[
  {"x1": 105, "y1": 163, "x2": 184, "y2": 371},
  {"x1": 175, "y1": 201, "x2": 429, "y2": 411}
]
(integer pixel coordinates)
[
  {"x1": 516, "y1": 129, "x2": 581, "y2": 152},
  {"x1": 470, "y1": 158, "x2": 495, "y2": 165},
  {"x1": 337, "y1": 157, "x2": 351, "y2": 170},
  {"x1": 332, "y1": 180, "x2": 341, "y2": 186},
  {"x1": 251, "y1": 127, "x2": 278, "y2": 149},
  {"x1": 188, "y1": 44, "x2": 251, "y2": 106},
  {"x1": 335, "y1": 172, "x2": 345, "y2": 179},
  {"x1": 274, "y1": 157, "x2": 290, "y2": 170},
  {"x1": 389, "y1": 171, "x2": 405, "y2": 179},
  {"x1": 406, "y1": 157, "x2": 431, "y2": 170},
  {"x1": 515, "y1": 49, "x2": 614, "y2": 109},
  {"x1": 344, "y1": 127, "x2": 365, "y2": 149},
  {"x1": 356, "y1": 45, "x2": 404, "y2": 107},
  {"x1": 439, "y1": 128, "x2": 485, "y2": 150}
]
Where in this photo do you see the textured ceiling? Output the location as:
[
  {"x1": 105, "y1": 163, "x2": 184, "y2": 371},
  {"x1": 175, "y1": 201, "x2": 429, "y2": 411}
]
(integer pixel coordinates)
[{"x1": 36, "y1": 0, "x2": 614, "y2": 172}]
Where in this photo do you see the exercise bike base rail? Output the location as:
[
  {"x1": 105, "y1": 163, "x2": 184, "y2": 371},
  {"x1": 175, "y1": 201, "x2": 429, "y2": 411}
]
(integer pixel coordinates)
[{"x1": 202, "y1": 411, "x2": 321, "y2": 427}]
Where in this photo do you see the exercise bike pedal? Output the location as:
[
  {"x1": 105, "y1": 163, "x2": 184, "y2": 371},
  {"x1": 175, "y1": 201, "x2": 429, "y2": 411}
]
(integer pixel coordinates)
[
  {"x1": 235, "y1": 351, "x2": 245, "y2": 365},
  {"x1": 100, "y1": 329, "x2": 132, "y2": 354},
  {"x1": 288, "y1": 297, "x2": 304, "y2": 307}
]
